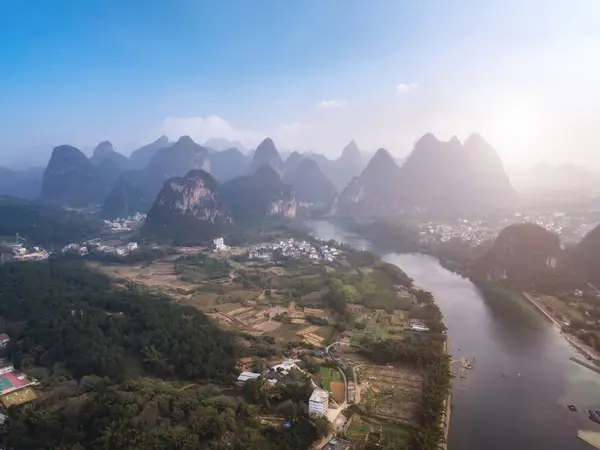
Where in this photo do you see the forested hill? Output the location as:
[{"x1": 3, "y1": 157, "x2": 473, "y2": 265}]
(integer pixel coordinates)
[
  {"x1": 1, "y1": 261, "x2": 326, "y2": 449},
  {"x1": 0, "y1": 261, "x2": 238, "y2": 380},
  {"x1": 0, "y1": 196, "x2": 102, "y2": 247}
]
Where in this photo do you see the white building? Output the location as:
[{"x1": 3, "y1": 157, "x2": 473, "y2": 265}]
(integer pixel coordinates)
[
  {"x1": 309, "y1": 388, "x2": 329, "y2": 417},
  {"x1": 0, "y1": 358, "x2": 14, "y2": 375},
  {"x1": 127, "y1": 242, "x2": 139, "y2": 252},
  {"x1": 236, "y1": 371, "x2": 261, "y2": 386},
  {"x1": 213, "y1": 237, "x2": 228, "y2": 251}
]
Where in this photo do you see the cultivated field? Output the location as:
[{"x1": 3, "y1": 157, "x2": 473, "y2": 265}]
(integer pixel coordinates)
[
  {"x1": 0, "y1": 387, "x2": 37, "y2": 407},
  {"x1": 359, "y1": 365, "x2": 423, "y2": 426}
]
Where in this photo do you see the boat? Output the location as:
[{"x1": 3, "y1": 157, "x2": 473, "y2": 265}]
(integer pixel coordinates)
[{"x1": 587, "y1": 409, "x2": 600, "y2": 425}]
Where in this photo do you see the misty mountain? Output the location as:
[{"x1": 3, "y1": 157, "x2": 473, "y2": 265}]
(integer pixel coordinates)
[
  {"x1": 334, "y1": 148, "x2": 402, "y2": 215},
  {"x1": 90, "y1": 141, "x2": 130, "y2": 171},
  {"x1": 204, "y1": 137, "x2": 247, "y2": 153},
  {"x1": 103, "y1": 136, "x2": 210, "y2": 217},
  {"x1": 144, "y1": 170, "x2": 233, "y2": 242},
  {"x1": 283, "y1": 151, "x2": 305, "y2": 173},
  {"x1": 208, "y1": 148, "x2": 250, "y2": 182},
  {"x1": 476, "y1": 223, "x2": 561, "y2": 287},
  {"x1": 0, "y1": 166, "x2": 44, "y2": 200},
  {"x1": 128, "y1": 136, "x2": 171, "y2": 170},
  {"x1": 335, "y1": 133, "x2": 517, "y2": 216},
  {"x1": 283, "y1": 157, "x2": 337, "y2": 204},
  {"x1": 221, "y1": 164, "x2": 297, "y2": 221},
  {"x1": 41, "y1": 145, "x2": 113, "y2": 206},
  {"x1": 249, "y1": 138, "x2": 283, "y2": 173},
  {"x1": 305, "y1": 140, "x2": 367, "y2": 190}
]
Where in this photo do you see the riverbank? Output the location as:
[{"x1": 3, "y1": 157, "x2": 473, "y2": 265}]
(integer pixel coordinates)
[
  {"x1": 522, "y1": 292, "x2": 600, "y2": 368},
  {"x1": 442, "y1": 339, "x2": 451, "y2": 450}
]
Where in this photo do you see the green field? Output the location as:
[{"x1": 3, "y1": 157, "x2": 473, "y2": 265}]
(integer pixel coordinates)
[
  {"x1": 347, "y1": 422, "x2": 369, "y2": 437},
  {"x1": 319, "y1": 366, "x2": 341, "y2": 391},
  {"x1": 381, "y1": 423, "x2": 411, "y2": 447}
]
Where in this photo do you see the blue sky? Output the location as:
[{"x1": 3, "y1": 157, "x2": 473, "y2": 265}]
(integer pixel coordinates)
[{"x1": 1, "y1": 0, "x2": 600, "y2": 167}]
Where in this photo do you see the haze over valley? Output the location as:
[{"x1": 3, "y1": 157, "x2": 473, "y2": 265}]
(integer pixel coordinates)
[{"x1": 2, "y1": 2, "x2": 600, "y2": 450}]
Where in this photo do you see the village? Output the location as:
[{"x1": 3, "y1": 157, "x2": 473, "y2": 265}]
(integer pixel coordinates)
[
  {"x1": 0, "y1": 228, "x2": 440, "y2": 448},
  {"x1": 87, "y1": 234, "x2": 437, "y2": 448},
  {"x1": 418, "y1": 210, "x2": 600, "y2": 247}
]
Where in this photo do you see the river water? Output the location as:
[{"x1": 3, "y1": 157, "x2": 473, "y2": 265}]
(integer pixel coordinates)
[{"x1": 306, "y1": 220, "x2": 600, "y2": 450}]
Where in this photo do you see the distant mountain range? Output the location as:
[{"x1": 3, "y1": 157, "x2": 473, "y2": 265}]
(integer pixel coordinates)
[
  {"x1": 103, "y1": 136, "x2": 210, "y2": 217},
  {"x1": 5, "y1": 131, "x2": 525, "y2": 222},
  {"x1": 335, "y1": 133, "x2": 517, "y2": 216}
]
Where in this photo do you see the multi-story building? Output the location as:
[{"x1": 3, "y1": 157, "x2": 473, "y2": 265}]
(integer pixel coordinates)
[{"x1": 309, "y1": 388, "x2": 329, "y2": 417}]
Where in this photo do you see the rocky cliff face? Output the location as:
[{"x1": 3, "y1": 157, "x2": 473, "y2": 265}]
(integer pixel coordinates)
[
  {"x1": 477, "y1": 223, "x2": 561, "y2": 287},
  {"x1": 145, "y1": 170, "x2": 232, "y2": 242},
  {"x1": 148, "y1": 170, "x2": 231, "y2": 223},
  {"x1": 268, "y1": 198, "x2": 298, "y2": 217}
]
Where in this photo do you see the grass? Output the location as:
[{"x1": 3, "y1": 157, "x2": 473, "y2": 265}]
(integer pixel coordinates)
[
  {"x1": 381, "y1": 422, "x2": 411, "y2": 446},
  {"x1": 319, "y1": 366, "x2": 341, "y2": 392},
  {"x1": 347, "y1": 422, "x2": 369, "y2": 435}
]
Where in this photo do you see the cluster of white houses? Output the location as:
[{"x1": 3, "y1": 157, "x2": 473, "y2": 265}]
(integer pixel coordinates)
[
  {"x1": 62, "y1": 240, "x2": 139, "y2": 257},
  {"x1": 248, "y1": 238, "x2": 340, "y2": 262}
]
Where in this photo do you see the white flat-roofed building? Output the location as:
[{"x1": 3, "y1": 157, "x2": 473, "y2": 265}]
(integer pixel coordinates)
[
  {"x1": 309, "y1": 388, "x2": 329, "y2": 417},
  {"x1": 236, "y1": 371, "x2": 261, "y2": 386}
]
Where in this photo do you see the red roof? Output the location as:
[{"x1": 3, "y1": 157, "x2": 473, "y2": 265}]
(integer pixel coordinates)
[{"x1": 0, "y1": 334, "x2": 9, "y2": 341}]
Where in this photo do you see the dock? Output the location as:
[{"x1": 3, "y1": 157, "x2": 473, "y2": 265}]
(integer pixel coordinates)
[{"x1": 578, "y1": 430, "x2": 600, "y2": 449}]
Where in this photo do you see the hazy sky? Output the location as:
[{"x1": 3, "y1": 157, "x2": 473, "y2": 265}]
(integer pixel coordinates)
[{"x1": 1, "y1": 0, "x2": 600, "y2": 167}]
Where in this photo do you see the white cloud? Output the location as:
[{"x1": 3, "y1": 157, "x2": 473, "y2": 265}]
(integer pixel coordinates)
[
  {"x1": 159, "y1": 115, "x2": 263, "y2": 148},
  {"x1": 316, "y1": 99, "x2": 347, "y2": 109},
  {"x1": 396, "y1": 82, "x2": 418, "y2": 93}
]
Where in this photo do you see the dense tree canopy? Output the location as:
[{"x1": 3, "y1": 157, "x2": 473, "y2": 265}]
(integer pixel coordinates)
[
  {"x1": 0, "y1": 261, "x2": 326, "y2": 449},
  {"x1": 0, "y1": 261, "x2": 237, "y2": 380}
]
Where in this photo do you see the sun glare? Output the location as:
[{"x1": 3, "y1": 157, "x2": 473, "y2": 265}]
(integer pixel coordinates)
[{"x1": 489, "y1": 97, "x2": 539, "y2": 164}]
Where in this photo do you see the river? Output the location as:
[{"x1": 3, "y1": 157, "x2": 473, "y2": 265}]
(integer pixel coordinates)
[{"x1": 306, "y1": 220, "x2": 600, "y2": 450}]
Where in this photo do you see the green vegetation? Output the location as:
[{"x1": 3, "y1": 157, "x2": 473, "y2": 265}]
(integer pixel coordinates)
[
  {"x1": 0, "y1": 261, "x2": 327, "y2": 449},
  {"x1": 358, "y1": 293, "x2": 451, "y2": 450},
  {"x1": 0, "y1": 261, "x2": 237, "y2": 380},
  {"x1": 319, "y1": 366, "x2": 341, "y2": 391},
  {"x1": 0, "y1": 196, "x2": 102, "y2": 247},
  {"x1": 175, "y1": 253, "x2": 231, "y2": 281}
]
